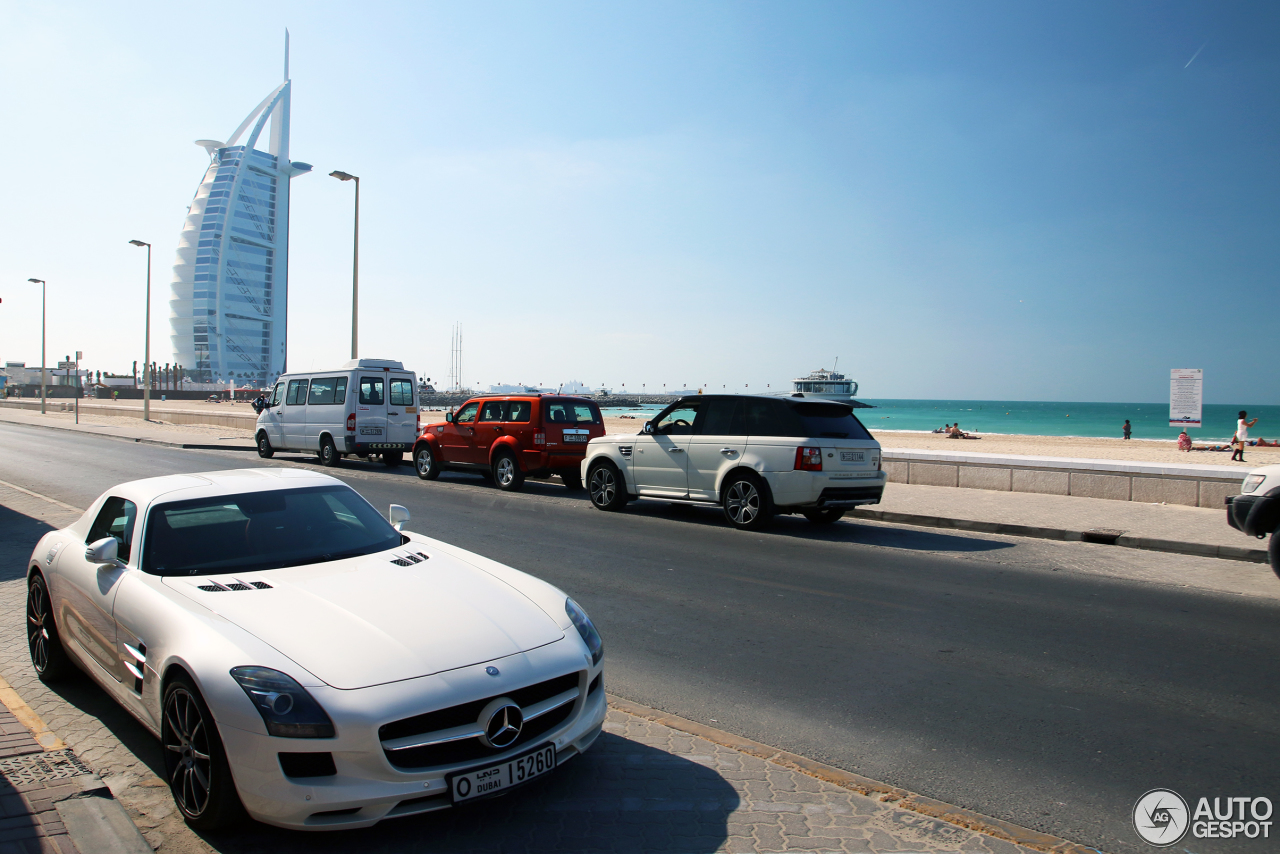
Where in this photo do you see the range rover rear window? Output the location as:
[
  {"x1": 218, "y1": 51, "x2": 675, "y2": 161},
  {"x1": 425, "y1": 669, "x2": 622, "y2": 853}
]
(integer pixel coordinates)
[{"x1": 792, "y1": 402, "x2": 874, "y2": 440}]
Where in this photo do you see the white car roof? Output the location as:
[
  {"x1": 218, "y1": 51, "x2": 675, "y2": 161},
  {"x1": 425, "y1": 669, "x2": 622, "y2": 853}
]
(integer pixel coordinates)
[{"x1": 106, "y1": 468, "x2": 343, "y2": 507}]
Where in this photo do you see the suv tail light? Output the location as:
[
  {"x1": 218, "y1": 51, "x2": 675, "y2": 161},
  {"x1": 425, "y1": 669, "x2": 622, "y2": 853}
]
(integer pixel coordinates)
[
  {"x1": 346, "y1": 413, "x2": 356, "y2": 433},
  {"x1": 794, "y1": 447, "x2": 822, "y2": 471},
  {"x1": 534, "y1": 432, "x2": 546, "y2": 445}
]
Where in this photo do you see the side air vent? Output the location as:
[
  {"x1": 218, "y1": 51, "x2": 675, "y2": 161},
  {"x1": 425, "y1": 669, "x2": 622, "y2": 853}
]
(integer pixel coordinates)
[
  {"x1": 198, "y1": 584, "x2": 227, "y2": 592},
  {"x1": 251, "y1": 581, "x2": 273, "y2": 589},
  {"x1": 619, "y1": 446, "x2": 632, "y2": 459},
  {"x1": 226, "y1": 583, "x2": 251, "y2": 591},
  {"x1": 390, "y1": 558, "x2": 413, "y2": 567},
  {"x1": 390, "y1": 552, "x2": 430, "y2": 567},
  {"x1": 197, "y1": 579, "x2": 273, "y2": 592}
]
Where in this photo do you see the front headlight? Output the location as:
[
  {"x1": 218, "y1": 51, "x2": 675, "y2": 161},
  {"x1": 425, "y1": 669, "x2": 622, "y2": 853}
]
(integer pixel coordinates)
[
  {"x1": 230, "y1": 666, "x2": 335, "y2": 738},
  {"x1": 1242, "y1": 474, "x2": 1266, "y2": 494},
  {"x1": 565, "y1": 598, "x2": 603, "y2": 666}
]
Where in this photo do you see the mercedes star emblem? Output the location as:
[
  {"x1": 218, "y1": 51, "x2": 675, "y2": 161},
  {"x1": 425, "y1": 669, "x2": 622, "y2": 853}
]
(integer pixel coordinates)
[{"x1": 483, "y1": 703, "x2": 524, "y2": 748}]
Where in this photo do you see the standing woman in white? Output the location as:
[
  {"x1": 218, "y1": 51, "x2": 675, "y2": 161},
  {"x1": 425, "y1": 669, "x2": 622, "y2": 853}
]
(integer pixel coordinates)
[{"x1": 1233, "y1": 410, "x2": 1258, "y2": 462}]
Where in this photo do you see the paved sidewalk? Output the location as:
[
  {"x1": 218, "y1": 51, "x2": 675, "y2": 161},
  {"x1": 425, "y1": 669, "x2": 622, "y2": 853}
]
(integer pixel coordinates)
[
  {"x1": 0, "y1": 482, "x2": 1095, "y2": 853},
  {"x1": 855, "y1": 481, "x2": 1266, "y2": 563},
  {"x1": 0, "y1": 406, "x2": 255, "y2": 451}
]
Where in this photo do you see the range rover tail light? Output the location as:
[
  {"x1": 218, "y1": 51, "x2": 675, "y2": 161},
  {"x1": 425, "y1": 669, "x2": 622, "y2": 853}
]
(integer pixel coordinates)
[
  {"x1": 794, "y1": 447, "x2": 822, "y2": 471},
  {"x1": 346, "y1": 414, "x2": 356, "y2": 433}
]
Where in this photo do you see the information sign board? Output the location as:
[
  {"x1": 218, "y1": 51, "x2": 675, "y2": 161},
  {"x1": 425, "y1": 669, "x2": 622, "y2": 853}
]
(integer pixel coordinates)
[{"x1": 1169, "y1": 369, "x2": 1203, "y2": 428}]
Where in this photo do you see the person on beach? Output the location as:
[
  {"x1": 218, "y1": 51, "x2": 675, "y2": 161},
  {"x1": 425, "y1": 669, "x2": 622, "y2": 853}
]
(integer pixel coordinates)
[
  {"x1": 1123, "y1": 420, "x2": 1132, "y2": 440},
  {"x1": 1233, "y1": 410, "x2": 1258, "y2": 462},
  {"x1": 1178, "y1": 430, "x2": 1192, "y2": 451}
]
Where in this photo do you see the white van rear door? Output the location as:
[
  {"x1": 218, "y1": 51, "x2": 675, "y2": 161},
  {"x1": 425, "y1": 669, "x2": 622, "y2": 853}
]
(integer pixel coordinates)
[
  {"x1": 386, "y1": 374, "x2": 417, "y2": 446},
  {"x1": 355, "y1": 375, "x2": 389, "y2": 447}
]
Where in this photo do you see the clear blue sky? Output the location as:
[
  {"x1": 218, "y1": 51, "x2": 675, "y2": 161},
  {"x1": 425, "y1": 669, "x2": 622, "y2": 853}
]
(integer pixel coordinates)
[{"x1": 1, "y1": 1, "x2": 1276, "y2": 403}]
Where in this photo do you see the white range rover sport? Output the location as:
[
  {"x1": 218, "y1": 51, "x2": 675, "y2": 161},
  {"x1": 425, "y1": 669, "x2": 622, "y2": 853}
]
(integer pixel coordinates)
[{"x1": 581, "y1": 394, "x2": 886, "y2": 530}]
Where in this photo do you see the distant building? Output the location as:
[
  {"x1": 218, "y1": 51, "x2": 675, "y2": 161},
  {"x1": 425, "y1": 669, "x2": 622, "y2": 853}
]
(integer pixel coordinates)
[{"x1": 169, "y1": 34, "x2": 311, "y2": 385}]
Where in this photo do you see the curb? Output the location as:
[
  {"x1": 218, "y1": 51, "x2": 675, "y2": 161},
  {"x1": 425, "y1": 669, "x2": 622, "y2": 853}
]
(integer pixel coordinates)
[
  {"x1": 607, "y1": 694, "x2": 1105, "y2": 854},
  {"x1": 849, "y1": 507, "x2": 1268, "y2": 564},
  {"x1": 0, "y1": 678, "x2": 152, "y2": 854},
  {"x1": 0, "y1": 412, "x2": 256, "y2": 451}
]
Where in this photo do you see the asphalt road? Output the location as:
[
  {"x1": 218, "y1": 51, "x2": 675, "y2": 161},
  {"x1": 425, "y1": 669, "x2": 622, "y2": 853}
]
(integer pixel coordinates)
[{"x1": 2, "y1": 421, "x2": 1277, "y2": 854}]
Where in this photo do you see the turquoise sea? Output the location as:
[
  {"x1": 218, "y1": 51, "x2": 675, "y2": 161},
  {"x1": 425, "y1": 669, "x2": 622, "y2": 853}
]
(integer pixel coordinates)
[{"x1": 603, "y1": 400, "x2": 1280, "y2": 443}]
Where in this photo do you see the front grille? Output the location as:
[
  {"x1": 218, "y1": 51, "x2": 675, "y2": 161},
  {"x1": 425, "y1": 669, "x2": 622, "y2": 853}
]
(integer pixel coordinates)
[{"x1": 380, "y1": 672, "x2": 582, "y2": 770}]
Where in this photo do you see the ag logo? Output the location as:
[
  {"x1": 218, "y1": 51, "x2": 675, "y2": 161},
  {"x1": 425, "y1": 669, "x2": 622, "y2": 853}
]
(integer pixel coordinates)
[{"x1": 1133, "y1": 789, "x2": 1189, "y2": 846}]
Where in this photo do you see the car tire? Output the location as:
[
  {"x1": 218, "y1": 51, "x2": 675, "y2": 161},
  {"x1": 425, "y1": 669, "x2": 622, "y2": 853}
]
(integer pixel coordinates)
[
  {"x1": 161, "y1": 674, "x2": 244, "y2": 831},
  {"x1": 587, "y1": 462, "x2": 628, "y2": 512},
  {"x1": 255, "y1": 432, "x2": 274, "y2": 459},
  {"x1": 493, "y1": 451, "x2": 524, "y2": 491},
  {"x1": 414, "y1": 445, "x2": 440, "y2": 480},
  {"x1": 382, "y1": 452, "x2": 404, "y2": 467},
  {"x1": 721, "y1": 474, "x2": 773, "y2": 531},
  {"x1": 1270, "y1": 531, "x2": 1279, "y2": 581},
  {"x1": 27, "y1": 573, "x2": 73, "y2": 683},
  {"x1": 803, "y1": 508, "x2": 845, "y2": 524},
  {"x1": 561, "y1": 471, "x2": 584, "y2": 491},
  {"x1": 318, "y1": 436, "x2": 340, "y2": 467}
]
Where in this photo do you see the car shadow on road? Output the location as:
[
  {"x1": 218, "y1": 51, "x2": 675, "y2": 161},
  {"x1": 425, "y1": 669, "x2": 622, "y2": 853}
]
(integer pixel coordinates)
[
  {"x1": 624, "y1": 501, "x2": 1017, "y2": 554},
  {"x1": 0, "y1": 505, "x2": 62, "y2": 582},
  {"x1": 197, "y1": 733, "x2": 739, "y2": 854}
]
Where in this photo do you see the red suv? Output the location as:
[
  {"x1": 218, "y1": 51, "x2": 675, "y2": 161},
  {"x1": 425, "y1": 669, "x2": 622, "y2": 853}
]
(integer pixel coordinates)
[{"x1": 413, "y1": 395, "x2": 606, "y2": 491}]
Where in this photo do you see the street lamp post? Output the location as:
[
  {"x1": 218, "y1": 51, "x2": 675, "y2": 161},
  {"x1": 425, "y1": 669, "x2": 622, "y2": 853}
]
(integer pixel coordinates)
[
  {"x1": 329, "y1": 171, "x2": 359, "y2": 360},
  {"x1": 26, "y1": 278, "x2": 46, "y2": 414},
  {"x1": 129, "y1": 240, "x2": 152, "y2": 421}
]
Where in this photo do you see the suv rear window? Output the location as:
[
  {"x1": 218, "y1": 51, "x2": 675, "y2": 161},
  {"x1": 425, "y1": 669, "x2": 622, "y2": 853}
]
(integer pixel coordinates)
[
  {"x1": 791, "y1": 402, "x2": 874, "y2": 440},
  {"x1": 544, "y1": 401, "x2": 600, "y2": 425}
]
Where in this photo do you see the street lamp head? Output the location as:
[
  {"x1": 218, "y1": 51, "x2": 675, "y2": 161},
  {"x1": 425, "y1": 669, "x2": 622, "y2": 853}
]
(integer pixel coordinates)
[
  {"x1": 129, "y1": 240, "x2": 149, "y2": 247},
  {"x1": 27, "y1": 278, "x2": 44, "y2": 284},
  {"x1": 329, "y1": 170, "x2": 357, "y2": 181}
]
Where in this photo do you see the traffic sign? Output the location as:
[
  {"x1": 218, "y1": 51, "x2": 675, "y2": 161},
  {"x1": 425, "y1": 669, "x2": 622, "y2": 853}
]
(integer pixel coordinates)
[{"x1": 57, "y1": 361, "x2": 75, "y2": 370}]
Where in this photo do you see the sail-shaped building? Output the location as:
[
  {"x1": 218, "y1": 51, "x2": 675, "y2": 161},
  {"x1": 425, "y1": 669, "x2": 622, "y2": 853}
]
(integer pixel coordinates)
[{"x1": 170, "y1": 35, "x2": 311, "y2": 384}]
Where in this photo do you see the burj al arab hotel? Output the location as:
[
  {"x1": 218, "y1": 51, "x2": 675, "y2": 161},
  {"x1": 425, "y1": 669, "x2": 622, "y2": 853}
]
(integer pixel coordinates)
[{"x1": 170, "y1": 34, "x2": 311, "y2": 384}]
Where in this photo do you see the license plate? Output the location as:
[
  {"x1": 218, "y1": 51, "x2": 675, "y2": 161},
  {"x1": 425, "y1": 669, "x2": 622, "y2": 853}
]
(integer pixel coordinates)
[
  {"x1": 563, "y1": 434, "x2": 589, "y2": 443},
  {"x1": 840, "y1": 451, "x2": 865, "y2": 463},
  {"x1": 450, "y1": 744, "x2": 556, "y2": 803},
  {"x1": 360, "y1": 427, "x2": 384, "y2": 436}
]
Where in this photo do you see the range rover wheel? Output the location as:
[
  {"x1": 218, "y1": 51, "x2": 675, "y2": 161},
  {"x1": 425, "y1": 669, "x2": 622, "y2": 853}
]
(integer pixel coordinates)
[
  {"x1": 802, "y1": 508, "x2": 844, "y2": 524},
  {"x1": 561, "y1": 471, "x2": 583, "y2": 491},
  {"x1": 162, "y1": 674, "x2": 244, "y2": 831},
  {"x1": 415, "y1": 445, "x2": 440, "y2": 480},
  {"x1": 493, "y1": 451, "x2": 524, "y2": 491},
  {"x1": 318, "y1": 436, "x2": 340, "y2": 467},
  {"x1": 382, "y1": 452, "x2": 403, "y2": 467},
  {"x1": 722, "y1": 474, "x2": 773, "y2": 531},
  {"x1": 27, "y1": 573, "x2": 73, "y2": 683},
  {"x1": 255, "y1": 432, "x2": 274, "y2": 459},
  {"x1": 588, "y1": 462, "x2": 628, "y2": 512}
]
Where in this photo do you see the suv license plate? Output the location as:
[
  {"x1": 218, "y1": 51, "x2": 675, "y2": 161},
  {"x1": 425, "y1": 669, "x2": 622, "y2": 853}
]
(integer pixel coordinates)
[
  {"x1": 563, "y1": 434, "x2": 589, "y2": 443},
  {"x1": 840, "y1": 451, "x2": 865, "y2": 463},
  {"x1": 450, "y1": 744, "x2": 556, "y2": 803}
]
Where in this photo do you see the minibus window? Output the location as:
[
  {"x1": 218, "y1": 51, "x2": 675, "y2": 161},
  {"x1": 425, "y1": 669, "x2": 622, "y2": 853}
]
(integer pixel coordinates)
[{"x1": 359, "y1": 377, "x2": 384, "y2": 406}]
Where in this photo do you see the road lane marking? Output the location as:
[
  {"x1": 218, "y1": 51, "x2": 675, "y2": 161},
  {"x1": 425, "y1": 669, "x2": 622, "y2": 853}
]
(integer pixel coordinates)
[{"x1": 716, "y1": 573, "x2": 923, "y2": 611}]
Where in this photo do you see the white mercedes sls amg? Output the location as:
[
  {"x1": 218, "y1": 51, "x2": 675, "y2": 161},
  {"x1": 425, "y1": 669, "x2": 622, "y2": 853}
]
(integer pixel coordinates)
[{"x1": 25, "y1": 468, "x2": 605, "y2": 830}]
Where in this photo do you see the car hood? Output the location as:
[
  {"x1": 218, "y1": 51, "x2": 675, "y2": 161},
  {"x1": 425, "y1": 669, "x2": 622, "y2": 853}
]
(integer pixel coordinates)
[{"x1": 164, "y1": 548, "x2": 565, "y2": 689}]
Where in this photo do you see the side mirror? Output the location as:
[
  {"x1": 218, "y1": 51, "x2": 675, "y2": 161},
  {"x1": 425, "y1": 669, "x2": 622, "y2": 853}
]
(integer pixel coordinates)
[
  {"x1": 642, "y1": 422, "x2": 655, "y2": 434},
  {"x1": 389, "y1": 504, "x2": 410, "y2": 532},
  {"x1": 85, "y1": 537, "x2": 119, "y2": 565},
  {"x1": 445, "y1": 412, "x2": 454, "y2": 423}
]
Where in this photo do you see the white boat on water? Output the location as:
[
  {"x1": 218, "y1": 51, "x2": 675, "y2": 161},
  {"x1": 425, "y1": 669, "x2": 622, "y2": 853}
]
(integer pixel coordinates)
[{"x1": 780, "y1": 366, "x2": 869, "y2": 407}]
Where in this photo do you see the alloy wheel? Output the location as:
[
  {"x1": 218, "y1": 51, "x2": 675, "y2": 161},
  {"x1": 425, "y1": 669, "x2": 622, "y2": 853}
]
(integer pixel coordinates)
[
  {"x1": 416, "y1": 448, "x2": 433, "y2": 474},
  {"x1": 496, "y1": 457, "x2": 516, "y2": 487},
  {"x1": 164, "y1": 688, "x2": 213, "y2": 820},
  {"x1": 725, "y1": 480, "x2": 760, "y2": 525},
  {"x1": 27, "y1": 579, "x2": 51, "y2": 674},
  {"x1": 590, "y1": 467, "x2": 616, "y2": 507}
]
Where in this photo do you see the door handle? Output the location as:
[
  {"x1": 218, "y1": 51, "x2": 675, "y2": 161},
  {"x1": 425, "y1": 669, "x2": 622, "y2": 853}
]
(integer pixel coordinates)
[
  {"x1": 668, "y1": 447, "x2": 684, "y2": 453},
  {"x1": 719, "y1": 448, "x2": 736, "y2": 455}
]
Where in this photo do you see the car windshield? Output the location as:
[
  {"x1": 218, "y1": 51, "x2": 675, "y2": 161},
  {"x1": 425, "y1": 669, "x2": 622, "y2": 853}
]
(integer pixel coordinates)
[
  {"x1": 141, "y1": 485, "x2": 402, "y2": 577},
  {"x1": 792, "y1": 402, "x2": 874, "y2": 440}
]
